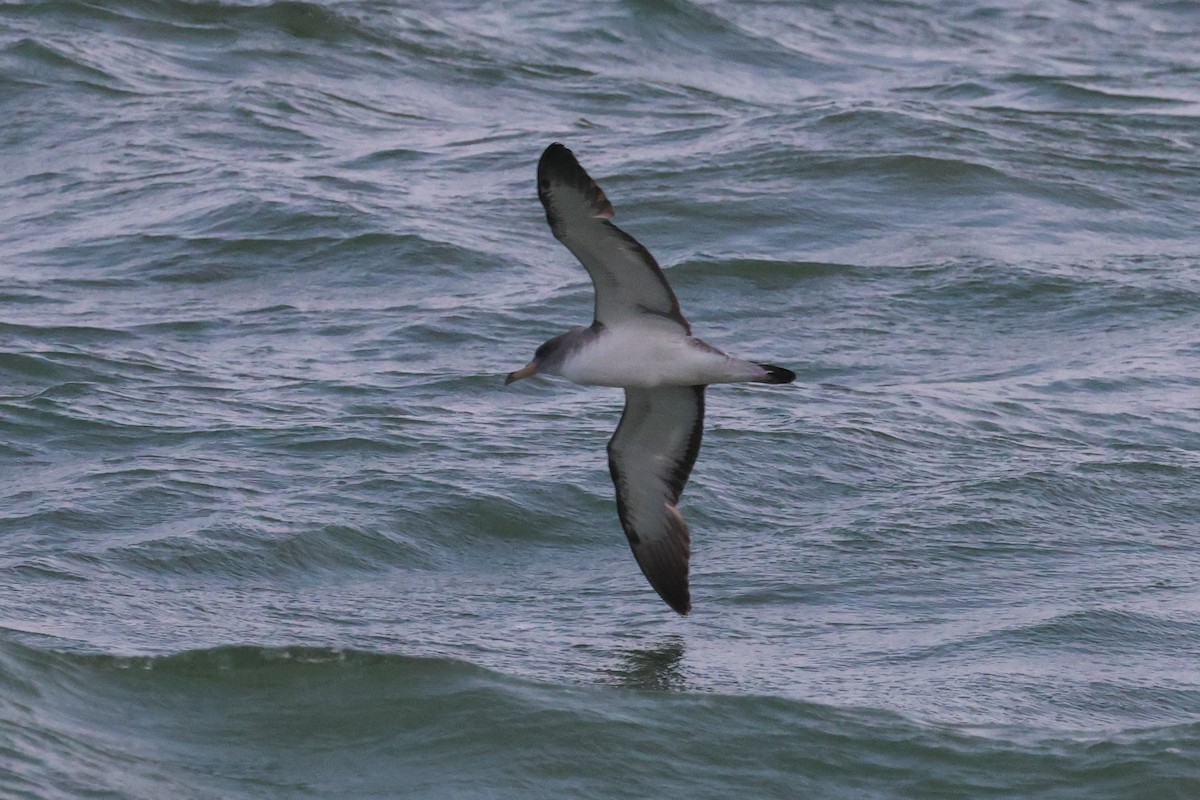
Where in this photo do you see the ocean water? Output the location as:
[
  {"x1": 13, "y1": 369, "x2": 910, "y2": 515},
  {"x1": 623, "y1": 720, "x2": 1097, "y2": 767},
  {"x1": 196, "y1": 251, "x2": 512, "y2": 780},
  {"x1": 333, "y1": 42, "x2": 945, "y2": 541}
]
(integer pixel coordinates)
[{"x1": 3, "y1": 0, "x2": 1199, "y2": 797}]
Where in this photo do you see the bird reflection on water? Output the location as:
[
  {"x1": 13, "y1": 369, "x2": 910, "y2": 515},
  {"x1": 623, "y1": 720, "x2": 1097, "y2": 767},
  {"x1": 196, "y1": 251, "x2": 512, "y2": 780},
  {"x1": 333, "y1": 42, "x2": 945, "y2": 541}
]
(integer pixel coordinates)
[{"x1": 605, "y1": 636, "x2": 687, "y2": 691}]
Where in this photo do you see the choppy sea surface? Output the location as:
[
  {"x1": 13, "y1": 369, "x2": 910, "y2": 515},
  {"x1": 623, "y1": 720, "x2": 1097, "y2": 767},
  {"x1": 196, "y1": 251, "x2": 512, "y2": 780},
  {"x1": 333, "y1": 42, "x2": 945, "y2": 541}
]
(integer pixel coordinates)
[{"x1": 3, "y1": 1, "x2": 1200, "y2": 797}]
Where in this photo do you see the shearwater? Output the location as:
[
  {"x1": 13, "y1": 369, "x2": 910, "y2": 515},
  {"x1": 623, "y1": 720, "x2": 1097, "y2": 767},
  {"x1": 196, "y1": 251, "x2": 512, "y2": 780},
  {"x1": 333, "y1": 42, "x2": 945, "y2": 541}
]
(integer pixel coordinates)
[{"x1": 507, "y1": 143, "x2": 795, "y2": 614}]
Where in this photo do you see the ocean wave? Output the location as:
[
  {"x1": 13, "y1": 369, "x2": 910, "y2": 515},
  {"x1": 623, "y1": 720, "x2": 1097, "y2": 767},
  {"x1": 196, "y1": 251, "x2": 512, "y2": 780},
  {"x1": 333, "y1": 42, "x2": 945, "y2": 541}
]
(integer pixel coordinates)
[
  {"x1": 3, "y1": 634, "x2": 1198, "y2": 799},
  {"x1": 104, "y1": 522, "x2": 428, "y2": 578}
]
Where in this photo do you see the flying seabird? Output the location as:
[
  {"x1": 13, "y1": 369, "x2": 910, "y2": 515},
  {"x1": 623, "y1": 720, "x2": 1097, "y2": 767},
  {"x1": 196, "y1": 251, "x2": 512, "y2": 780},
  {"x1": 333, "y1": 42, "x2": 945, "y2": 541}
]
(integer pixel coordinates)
[{"x1": 506, "y1": 143, "x2": 795, "y2": 615}]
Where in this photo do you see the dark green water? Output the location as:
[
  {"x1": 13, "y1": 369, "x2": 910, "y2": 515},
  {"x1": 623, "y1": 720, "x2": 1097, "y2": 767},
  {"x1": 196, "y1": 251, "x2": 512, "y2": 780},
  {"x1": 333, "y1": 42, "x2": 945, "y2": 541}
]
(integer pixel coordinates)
[{"x1": 2, "y1": 1, "x2": 1199, "y2": 797}]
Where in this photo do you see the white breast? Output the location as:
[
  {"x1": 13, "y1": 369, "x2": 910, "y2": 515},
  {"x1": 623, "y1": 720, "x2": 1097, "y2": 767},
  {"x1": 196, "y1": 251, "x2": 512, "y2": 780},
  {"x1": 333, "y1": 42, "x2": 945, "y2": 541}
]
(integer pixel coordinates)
[{"x1": 558, "y1": 326, "x2": 761, "y2": 388}]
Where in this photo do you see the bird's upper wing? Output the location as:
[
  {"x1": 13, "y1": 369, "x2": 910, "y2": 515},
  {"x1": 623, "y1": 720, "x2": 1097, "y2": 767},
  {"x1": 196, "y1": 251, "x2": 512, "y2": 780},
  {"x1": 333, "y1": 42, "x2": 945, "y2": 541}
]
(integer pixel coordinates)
[
  {"x1": 537, "y1": 143, "x2": 690, "y2": 334},
  {"x1": 607, "y1": 385, "x2": 705, "y2": 615}
]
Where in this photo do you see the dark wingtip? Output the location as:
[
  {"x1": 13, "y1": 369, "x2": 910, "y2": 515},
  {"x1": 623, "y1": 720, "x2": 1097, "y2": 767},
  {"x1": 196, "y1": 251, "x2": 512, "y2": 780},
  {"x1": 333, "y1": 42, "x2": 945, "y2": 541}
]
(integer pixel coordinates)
[
  {"x1": 642, "y1": 554, "x2": 692, "y2": 615},
  {"x1": 627, "y1": 518, "x2": 692, "y2": 616},
  {"x1": 668, "y1": 593, "x2": 692, "y2": 616},
  {"x1": 538, "y1": 142, "x2": 575, "y2": 182},
  {"x1": 537, "y1": 142, "x2": 614, "y2": 221},
  {"x1": 756, "y1": 363, "x2": 797, "y2": 384},
  {"x1": 653, "y1": 573, "x2": 692, "y2": 615}
]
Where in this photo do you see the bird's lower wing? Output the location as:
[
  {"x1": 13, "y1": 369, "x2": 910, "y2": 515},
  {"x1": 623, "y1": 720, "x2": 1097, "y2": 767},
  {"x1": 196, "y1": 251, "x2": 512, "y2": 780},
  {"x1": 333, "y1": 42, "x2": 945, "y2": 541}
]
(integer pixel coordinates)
[{"x1": 607, "y1": 385, "x2": 705, "y2": 614}]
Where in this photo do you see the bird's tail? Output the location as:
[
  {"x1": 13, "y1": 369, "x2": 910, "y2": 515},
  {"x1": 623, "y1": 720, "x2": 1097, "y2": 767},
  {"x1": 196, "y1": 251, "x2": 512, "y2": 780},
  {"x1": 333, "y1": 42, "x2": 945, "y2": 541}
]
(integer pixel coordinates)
[{"x1": 753, "y1": 363, "x2": 796, "y2": 384}]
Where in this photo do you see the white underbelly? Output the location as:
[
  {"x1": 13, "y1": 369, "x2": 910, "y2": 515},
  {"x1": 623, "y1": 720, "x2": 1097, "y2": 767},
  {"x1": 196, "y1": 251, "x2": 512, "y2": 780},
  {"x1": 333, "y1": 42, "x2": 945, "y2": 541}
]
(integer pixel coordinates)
[{"x1": 559, "y1": 328, "x2": 757, "y2": 388}]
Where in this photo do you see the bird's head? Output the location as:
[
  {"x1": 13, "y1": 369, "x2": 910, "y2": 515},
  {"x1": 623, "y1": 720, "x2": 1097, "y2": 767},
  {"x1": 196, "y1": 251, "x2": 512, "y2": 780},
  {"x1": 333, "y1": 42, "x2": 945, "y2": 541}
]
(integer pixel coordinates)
[{"x1": 505, "y1": 333, "x2": 573, "y2": 385}]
